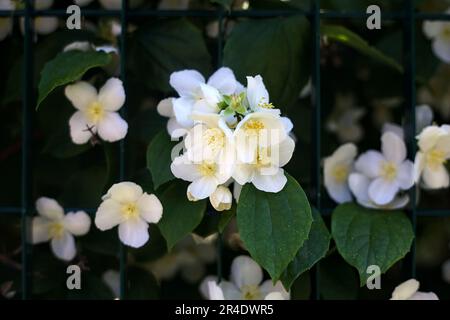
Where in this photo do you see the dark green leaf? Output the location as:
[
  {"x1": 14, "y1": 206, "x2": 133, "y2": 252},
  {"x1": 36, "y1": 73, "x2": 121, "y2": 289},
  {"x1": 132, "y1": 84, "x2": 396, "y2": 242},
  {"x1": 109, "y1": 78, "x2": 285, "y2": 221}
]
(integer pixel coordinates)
[
  {"x1": 224, "y1": 16, "x2": 311, "y2": 109},
  {"x1": 218, "y1": 206, "x2": 236, "y2": 233},
  {"x1": 37, "y1": 50, "x2": 112, "y2": 109},
  {"x1": 237, "y1": 173, "x2": 312, "y2": 281},
  {"x1": 158, "y1": 182, "x2": 207, "y2": 250},
  {"x1": 319, "y1": 254, "x2": 359, "y2": 300},
  {"x1": 146, "y1": 130, "x2": 178, "y2": 190},
  {"x1": 131, "y1": 19, "x2": 212, "y2": 93},
  {"x1": 321, "y1": 24, "x2": 402, "y2": 73},
  {"x1": 331, "y1": 203, "x2": 414, "y2": 286},
  {"x1": 42, "y1": 125, "x2": 91, "y2": 159},
  {"x1": 280, "y1": 208, "x2": 330, "y2": 289}
]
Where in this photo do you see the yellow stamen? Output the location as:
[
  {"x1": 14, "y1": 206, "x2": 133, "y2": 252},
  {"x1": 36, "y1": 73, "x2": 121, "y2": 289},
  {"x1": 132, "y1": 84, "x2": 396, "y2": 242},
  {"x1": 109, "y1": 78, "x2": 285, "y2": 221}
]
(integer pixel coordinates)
[
  {"x1": 86, "y1": 101, "x2": 105, "y2": 123},
  {"x1": 244, "y1": 119, "x2": 265, "y2": 131},
  {"x1": 203, "y1": 128, "x2": 225, "y2": 150},
  {"x1": 121, "y1": 203, "x2": 139, "y2": 220},
  {"x1": 332, "y1": 165, "x2": 349, "y2": 183},
  {"x1": 198, "y1": 162, "x2": 217, "y2": 177},
  {"x1": 49, "y1": 222, "x2": 64, "y2": 239},
  {"x1": 426, "y1": 148, "x2": 446, "y2": 170},
  {"x1": 381, "y1": 161, "x2": 398, "y2": 181},
  {"x1": 241, "y1": 285, "x2": 262, "y2": 300}
]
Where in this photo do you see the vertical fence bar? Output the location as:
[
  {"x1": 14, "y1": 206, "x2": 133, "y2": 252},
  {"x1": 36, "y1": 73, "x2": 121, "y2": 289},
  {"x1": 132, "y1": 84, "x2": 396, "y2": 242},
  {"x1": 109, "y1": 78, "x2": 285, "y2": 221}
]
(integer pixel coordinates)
[
  {"x1": 310, "y1": 0, "x2": 321, "y2": 300},
  {"x1": 216, "y1": 6, "x2": 224, "y2": 284},
  {"x1": 119, "y1": 0, "x2": 129, "y2": 300},
  {"x1": 403, "y1": 0, "x2": 417, "y2": 279},
  {"x1": 21, "y1": 0, "x2": 34, "y2": 300}
]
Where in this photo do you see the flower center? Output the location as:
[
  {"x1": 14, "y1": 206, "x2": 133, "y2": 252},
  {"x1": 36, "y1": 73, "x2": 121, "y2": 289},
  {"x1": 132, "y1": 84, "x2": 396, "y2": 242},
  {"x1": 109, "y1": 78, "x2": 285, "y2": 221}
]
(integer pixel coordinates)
[
  {"x1": 244, "y1": 119, "x2": 265, "y2": 132},
  {"x1": 86, "y1": 101, "x2": 105, "y2": 123},
  {"x1": 441, "y1": 25, "x2": 450, "y2": 40},
  {"x1": 49, "y1": 222, "x2": 64, "y2": 239},
  {"x1": 198, "y1": 162, "x2": 217, "y2": 177},
  {"x1": 258, "y1": 97, "x2": 274, "y2": 109},
  {"x1": 121, "y1": 202, "x2": 139, "y2": 220},
  {"x1": 203, "y1": 128, "x2": 225, "y2": 151},
  {"x1": 256, "y1": 148, "x2": 272, "y2": 168},
  {"x1": 332, "y1": 164, "x2": 349, "y2": 183},
  {"x1": 241, "y1": 285, "x2": 262, "y2": 300},
  {"x1": 426, "y1": 148, "x2": 446, "y2": 170},
  {"x1": 381, "y1": 161, "x2": 398, "y2": 181}
]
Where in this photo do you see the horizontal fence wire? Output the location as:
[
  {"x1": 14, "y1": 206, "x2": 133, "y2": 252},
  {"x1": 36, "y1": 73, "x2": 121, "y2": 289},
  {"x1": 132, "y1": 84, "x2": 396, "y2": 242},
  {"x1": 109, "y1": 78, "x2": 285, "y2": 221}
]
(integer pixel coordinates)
[{"x1": 1, "y1": 0, "x2": 450, "y2": 300}]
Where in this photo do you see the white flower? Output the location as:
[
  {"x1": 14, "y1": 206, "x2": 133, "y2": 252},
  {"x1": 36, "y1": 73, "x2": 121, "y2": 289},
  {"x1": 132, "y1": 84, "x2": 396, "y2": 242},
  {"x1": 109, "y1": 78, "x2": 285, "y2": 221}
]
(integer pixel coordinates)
[
  {"x1": 157, "y1": 98, "x2": 188, "y2": 139},
  {"x1": 200, "y1": 255, "x2": 290, "y2": 300},
  {"x1": 390, "y1": 279, "x2": 438, "y2": 300},
  {"x1": 348, "y1": 172, "x2": 410, "y2": 209},
  {"x1": 63, "y1": 41, "x2": 118, "y2": 54},
  {"x1": 354, "y1": 132, "x2": 414, "y2": 206},
  {"x1": 0, "y1": 0, "x2": 14, "y2": 41},
  {"x1": 414, "y1": 125, "x2": 450, "y2": 189},
  {"x1": 233, "y1": 136, "x2": 295, "y2": 193},
  {"x1": 65, "y1": 78, "x2": 128, "y2": 144},
  {"x1": 324, "y1": 143, "x2": 357, "y2": 204},
  {"x1": 209, "y1": 186, "x2": 232, "y2": 211},
  {"x1": 21, "y1": 1, "x2": 58, "y2": 37},
  {"x1": 234, "y1": 112, "x2": 287, "y2": 164},
  {"x1": 382, "y1": 105, "x2": 434, "y2": 139},
  {"x1": 31, "y1": 197, "x2": 91, "y2": 261},
  {"x1": 170, "y1": 67, "x2": 240, "y2": 127},
  {"x1": 424, "y1": 12, "x2": 450, "y2": 63},
  {"x1": 102, "y1": 270, "x2": 120, "y2": 299},
  {"x1": 94, "y1": 182, "x2": 163, "y2": 248}
]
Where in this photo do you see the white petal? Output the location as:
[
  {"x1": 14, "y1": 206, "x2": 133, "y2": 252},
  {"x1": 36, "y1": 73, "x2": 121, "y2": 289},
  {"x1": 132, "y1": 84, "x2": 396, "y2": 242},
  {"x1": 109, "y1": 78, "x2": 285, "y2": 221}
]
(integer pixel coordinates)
[
  {"x1": 63, "y1": 211, "x2": 91, "y2": 236},
  {"x1": 34, "y1": 17, "x2": 58, "y2": 35},
  {"x1": 325, "y1": 179, "x2": 353, "y2": 204},
  {"x1": 409, "y1": 291, "x2": 439, "y2": 300},
  {"x1": 382, "y1": 123, "x2": 404, "y2": 140},
  {"x1": 31, "y1": 217, "x2": 51, "y2": 244},
  {"x1": 260, "y1": 280, "x2": 290, "y2": 300},
  {"x1": 220, "y1": 281, "x2": 242, "y2": 300},
  {"x1": 209, "y1": 186, "x2": 232, "y2": 211},
  {"x1": 118, "y1": 217, "x2": 149, "y2": 248},
  {"x1": 94, "y1": 199, "x2": 124, "y2": 230},
  {"x1": 348, "y1": 173, "x2": 371, "y2": 205},
  {"x1": 281, "y1": 117, "x2": 294, "y2": 134},
  {"x1": 423, "y1": 21, "x2": 442, "y2": 38},
  {"x1": 278, "y1": 136, "x2": 296, "y2": 167},
  {"x1": 230, "y1": 255, "x2": 263, "y2": 289},
  {"x1": 97, "y1": 112, "x2": 128, "y2": 142},
  {"x1": 232, "y1": 163, "x2": 254, "y2": 185},
  {"x1": 397, "y1": 161, "x2": 414, "y2": 190},
  {"x1": 102, "y1": 270, "x2": 120, "y2": 298},
  {"x1": 391, "y1": 279, "x2": 420, "y2": 300},
  {"x1": 355, "y1": 151, "x2": 384, "y2": 178},
  {"x1": 368, "y1": 178, "x2": 400, "y2": 205},
  {"x1": 69, "y1": 111, "x2": 94, "y2": 145},
  {"x1": 432, "y1": 37, "x2": 450, "y2": 63},
  {"x1": 387, "y1": 194, "x2": 410, "y2": 209},
  {"x1": 246, "y1": 75, "x2": 269, "y2": 109},
  {"x1": 416, "y1": 104, "x2": 434, "y2": 133},
  {"x1": 65, "y1": 81, "x2": 97, "y2": 111},
  {"x1": 173, "y1": 96, "x2": 195, "y2": 127},
  {"x1": 98, "y1": 78, "x2": 125, "y2": 112},
  {"x1": 252, "y1": 168, "x2": 287, "y2": 193},
  {"x1": 36, "y1": 197, "x2": 64, "y2": 220},
  {"x1": 207, "y1": 67, "x2": 237, "y2": 95},
  {"x1": 207, "y1": 281, "x2": 225, "y2": 300},
  {"x1": 199, "y1": 275, "x2": 218, "y2": 299},
  {"x1": 51, "y1": 232, "x2": 76, "y2": 261},
  {"x1": 233, "y1": 183, "x2": 243, "y2": 203},
  {"x1": 414, "y1": 152, "x2": 425, "y2": 183},
  {"x1": 137, "y1": 193, "x2": 163, "y2": 224},
  {"x1": 423, "y1": 165, "x2": 450, "y2": 189},
  {"x1": 169, "y1": 69, "x2": 205, "y2": 97},
  {"x1": 382, "y1": 132, "x2": 406, "y2": 164},
  {"x1": 417, "y1": 125, "x2": 445, "y2": 152},
  {"x1": 167, "y1": 117, "x2": 187, "y2": 139},
  {"x1": 103, "y1": 182, "x2": 143, "y2": 203},
  {"x1": 157, "y1": 98, "x2": 174, "y2": 118},
  {"x1": 170, "y1": 155, "x2": 202, "y2": 182},
  {"x1": 187, "y1": 177, "x2": 218, "y2": 200}
]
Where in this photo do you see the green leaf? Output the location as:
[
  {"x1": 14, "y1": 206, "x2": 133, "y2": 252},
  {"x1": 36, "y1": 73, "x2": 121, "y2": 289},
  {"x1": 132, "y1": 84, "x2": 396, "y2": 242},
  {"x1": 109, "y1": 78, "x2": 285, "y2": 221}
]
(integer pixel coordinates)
[
  {"x1": 146, "y1": 130, "x2": 178, "y2": 190},
  {"x1": 237, "y1": 173, "x2": 312, "y2": 281},
  {"x1": 280, "y1": 208, "x2": 330, "y2": 289},
  {"x1": 224, "y1": 16, "x2": 311, "y2": 109},
  {"x1": 130, "y1": 19, "x2": 212, "y2": 93},
  {"x1": 158, "y1": 182, "x2": 207, "y2": 250},
  {"x1": 218, "y1": 206, "x2": 236, "y2": 233},
  {"x1": 37, "y1": 50, "x2": 112, "y2": 109},
  {"x1": 331, "y1": 203, "x2": 414, "y2": 286},
  {"x1": 321, "y1": 24, "x2": 402, "y2": 73},
  {"x1": 319, "y1": 254, "x2": 359, "y2": 300},
  {"x1": 42, "y1": 125, "x2": 91, "y2": 159}
]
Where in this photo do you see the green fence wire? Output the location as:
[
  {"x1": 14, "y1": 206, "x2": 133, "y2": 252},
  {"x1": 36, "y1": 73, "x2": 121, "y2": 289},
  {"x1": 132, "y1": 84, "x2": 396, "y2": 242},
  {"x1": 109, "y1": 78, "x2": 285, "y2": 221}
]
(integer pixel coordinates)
[{"x1": 0, "y1": 0, "x2": 450, "y2": 300}]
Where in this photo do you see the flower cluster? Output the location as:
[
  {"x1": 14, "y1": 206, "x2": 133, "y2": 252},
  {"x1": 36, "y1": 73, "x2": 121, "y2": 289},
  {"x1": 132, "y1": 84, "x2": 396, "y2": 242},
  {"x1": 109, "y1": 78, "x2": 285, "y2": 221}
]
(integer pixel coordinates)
[
  {"x1": 158, "y1": 68, "x2": 295, "y2": 208},
  {"x1": 324, "y1": 131, "x2": 414, "y2": 209}
]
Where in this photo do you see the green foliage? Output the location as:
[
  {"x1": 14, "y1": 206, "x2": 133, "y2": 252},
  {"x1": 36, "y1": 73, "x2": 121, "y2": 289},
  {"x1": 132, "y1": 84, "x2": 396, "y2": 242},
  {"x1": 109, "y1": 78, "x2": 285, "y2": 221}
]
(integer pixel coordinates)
[
  {"x1": 331, "y1": 203, "x2": 414, "y2": 286},
  {"x1": 130, "y1": 19, "x2": 212, "y2": 94},
  {"x1": 146, "y1": 130, "x2": 178, "y2": 190},
  {"x1": 280, "y1": 208, "x2": 330, "y2": 289},
  {"x1": 237, "y1": 174, "x2": 312, "y2": 281},
  {"x1": 321, "y1": 24, "x2": 402, "y2": 73},
  {"x1": 158, "y1": 182, "x2": 207, "y2": 250},
  {"x1": 37, "y1": 50, "x2": 112, "y2": 109},
  {"x1": 224, "y1": 16, "x2": 311, "y2": 109}
]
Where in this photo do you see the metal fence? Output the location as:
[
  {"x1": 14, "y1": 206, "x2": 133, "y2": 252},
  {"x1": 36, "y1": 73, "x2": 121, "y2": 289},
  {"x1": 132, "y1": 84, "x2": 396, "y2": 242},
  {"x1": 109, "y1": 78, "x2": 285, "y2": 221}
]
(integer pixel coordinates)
[{"x1": 1, "y1": 0, "x2": 450, "y2": 300}]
